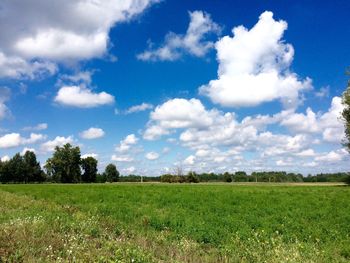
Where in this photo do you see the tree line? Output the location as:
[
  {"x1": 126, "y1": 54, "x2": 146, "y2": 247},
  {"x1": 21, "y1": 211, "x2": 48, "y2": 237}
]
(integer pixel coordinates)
[
  {"x1": 160, "y1": 171, "x2": 350, "y2": 183},
  {"x1": 0, "y1": 144, "x2": 119, "y2": 183},
  {"x1": 0, "y1": 143, "x2": 349, "y2": 184}
]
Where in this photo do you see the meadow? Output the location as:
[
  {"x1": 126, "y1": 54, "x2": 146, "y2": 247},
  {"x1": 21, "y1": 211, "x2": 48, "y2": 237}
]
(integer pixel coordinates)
[{"x1": 0, "y1": 183, "x2": 349, "y2": 262}]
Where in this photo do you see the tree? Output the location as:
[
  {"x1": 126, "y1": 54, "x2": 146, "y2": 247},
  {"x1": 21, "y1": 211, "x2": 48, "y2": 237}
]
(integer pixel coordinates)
[
  {"x1": 45, "y1": 143, "x2": 81, "y2": 183},
  {"x1": 234, "y1": 171, "x2": 248, "y2": 182},
  {"x1": 23, "y1": 151, "x2": 45, "y2": 182},
  {"x1": 81, "y1": 157, "x2": 98, "y2": 183},
  {"x1": 104, "y1": 163, "x2": 119, "y2": 182},
  {"x1": 7, "y1": 153, "x2": 26, "y2": 182},
  {"x1": 342, "y1": 70, "x2": 350, "y2": 184},
  {"x1": 0, "y1": 160, "x2": 11, "y2": 183},
  {"x1": 223, "y1": 172, "x2": 232, "y2": 182},
  {"x1": 186, "y1": 171, "x2": 199, "y2": 183}
]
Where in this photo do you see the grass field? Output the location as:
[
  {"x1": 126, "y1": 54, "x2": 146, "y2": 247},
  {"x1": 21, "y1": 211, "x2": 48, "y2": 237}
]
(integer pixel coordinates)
[{"x1": 0, "y1": 183, "x2": 349, "y2": 262}]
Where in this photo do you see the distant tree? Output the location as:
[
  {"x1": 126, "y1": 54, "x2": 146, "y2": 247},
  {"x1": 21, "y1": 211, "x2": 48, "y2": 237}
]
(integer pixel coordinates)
[
  {"x1": 81, "y1": 157, "x2": 98, "y2": 183},
  {"x1": 223, "y1": 172, "x2": 232, "y2": 182},
  {"x1": 186, "y1": 171, "x2": 199, "y2": 183},
  {"x1": 45, "y1": 143, "x2": 81, "y2": 183},
  {"x1": 23, "y1": 151, "x2": 45, "y2": 182},
  {"x1": 96, "y1": 173, "x2": 107, "y2": 183},
  {"x1": 160, "y1": 174, "x2": 172, "y2": 183},
  {"x1": 234, "y1": 171, "x2": 248, "y2": 182},
  {"x1": 104, "y1": 163, "x2": 119, "y2": 182}
]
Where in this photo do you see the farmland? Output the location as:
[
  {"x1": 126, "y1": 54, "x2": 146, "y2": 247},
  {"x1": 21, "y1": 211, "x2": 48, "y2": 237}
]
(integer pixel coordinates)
[{"x1": 1, "y1": 183, "x2": 350, "y2": 262}]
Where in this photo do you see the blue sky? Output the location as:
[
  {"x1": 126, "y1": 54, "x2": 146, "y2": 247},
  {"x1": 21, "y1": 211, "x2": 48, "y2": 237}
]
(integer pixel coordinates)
[{"x1": 0, "y1": 0, "x2": 349, "y2": 175}]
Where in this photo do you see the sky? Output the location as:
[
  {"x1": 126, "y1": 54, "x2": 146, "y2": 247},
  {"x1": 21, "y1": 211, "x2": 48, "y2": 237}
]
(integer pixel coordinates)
[{"x1": 0, "y1": 0, "x2": 349, "y2": 176}]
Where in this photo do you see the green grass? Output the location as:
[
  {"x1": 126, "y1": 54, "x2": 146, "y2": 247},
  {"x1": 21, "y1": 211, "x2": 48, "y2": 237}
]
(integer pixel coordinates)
[{"x1": 0, "y1": 183, "x2": 350, "y2": 262}]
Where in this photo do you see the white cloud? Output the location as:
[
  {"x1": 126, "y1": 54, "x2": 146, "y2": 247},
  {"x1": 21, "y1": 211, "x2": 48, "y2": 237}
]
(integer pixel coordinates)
[
  {"x1": 315, "y1": 149, "x2": 347, "y2": 162},
  {"x1": 279, "y1": 108, "x2": 319, "y2": 133},
  {"x1": 137, "y1": 10, "x2": 220, "y2": 61},
  {"x1": 1, "y1": 155, "x2": 10, "y2": 162},
  {"x1": 23, "y1": 123, "x2": 48, "y2": 131},
  {"x1": 295, "y1": 149, "x2": 316, "y2": 157},
  {"x1": 81, "y1": 153, "x2": 98, "y2": 159},
  {"x1": 184, "y1": 155, "x2": 196, "y2": 165},
  {"x1": 115, "y1": 134, "x2": 139, "y2": 152},
  {"x1": 111, "y1": 154, "x2": 134, "y2": 162},
  {"x1": 125, "y1": 103, "x2": 153, "y2": 114},
  {"x1": 0, "y1": 133, "x2": 45, "y2": 149},
  {"x1": 143, "y1": 125, "x2": 170, "y2": 141},
  {"x1": 315, "y1": 86, "x2": 330, "y2": 98},
  {"x1": 80, "y1": 127, "x2": 105, "y2": 139},
  {"x1": 125, "y1": 166, "x2": 136, "y2": 174},
  {"x1": 199, "y1": 11, "x2": 311, "y2": 109},
  {"x1": 0, "y1": 0, "x2": 159, "y2": 79},
  {"x1": 145, "y1": 151, "x2": 159, "y2": 160},
  {"x1": 279, "y1": 96, "x2": 345, "y2": 143},
  {"x1": 0, "y1": 52, "x2": 57, "y2": 79},
  {"x1": 54, "y1": 85, "x2": 114, "y2": 108},
  {"x1": 40, "y1": 136, "x2": 73, "y2": 152},
  {"x1": 143, "y1": 98, "x2": 217, "y2": 140}
]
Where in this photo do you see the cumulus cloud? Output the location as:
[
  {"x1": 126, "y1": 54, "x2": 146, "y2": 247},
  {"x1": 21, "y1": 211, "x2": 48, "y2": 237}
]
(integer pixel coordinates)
[
  {"x1": 279, "y1": 96, "x2": 344, "y2": 143},
  {"x1": 124, "y1": 166, "x2": 136, "y2": 174},
  {"x1": 115, "y1": 134, "x2": 139, "y2": 152},
  {"x1": 111, "y1": 154, "x2": 134, "y2": 162},
  {"x1": 23, "y1": 123, "x2": 48, "y2": 131},
  {"x1": 141, "y1": 96, "x2": 349, "y2": 173},
  {"x1": 54, "y1": 85, "x2": 114, "y2": 108},
  {"x1": 145, "y1": 151, "x2": 159, "y2": 160},
  {"x1": 137, "y1": 10, "x2": 220, "y2": 61},
  {"x1": 199, "y1": 11, "x2": 311, "y2": 109},
  {"x1": 315, "y1": 149, "x2": 347, "y2": 162},
  {"x1": 80, "y1": 127, "x2": 105, "y2": 139},
  {"x1": 125, "y1": 103, "x2": 153, "y2": 114},
  {"x1": 143, "y1": 98, "x2": 217, "y2": 140},
  {"x1": 0, "y1": 133, "x2": 45, "y2": 149},
  {"x1": 0, "y1": 0, "x2": 159, "y2": 79},
  {"x1": 40, "y1": 136, "x2": 73, "y2": 152},
  {"x1": 183, "y1": 155, "x2": 195, "y2": 165}
]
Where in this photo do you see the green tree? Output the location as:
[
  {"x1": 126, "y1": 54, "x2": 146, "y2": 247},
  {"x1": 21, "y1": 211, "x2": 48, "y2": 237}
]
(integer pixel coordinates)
[
  {"x1": 234, "y1": 171, "x2": 248, "y2": 182},
  {"x1": 7, "y1": 153, "x2": 26, "y2": 182},
  {"x1": 23, "y1": 151, "x2": 45, "y2": 182},
  {"x1": 342, "y1": 71, "x2": 350, "y2": 184},
  {"x1": 81, "y1": 157, "x2": 98, "y2": 183},
  {"x1": 186, "y1": 171, "x2": 199, "y2": 183},
  {"x1": 45, "y1": 143, "x2": 81, "y2": 183},
  {"x1": 223, "y1": 172, "x2": 232, "y2": 182},
  {"x1": 0, "y1": 160, "x2": 11, "y2": 183},
  {"x1": 104, "y1": 163, "x2": 119, "y2": 182}
]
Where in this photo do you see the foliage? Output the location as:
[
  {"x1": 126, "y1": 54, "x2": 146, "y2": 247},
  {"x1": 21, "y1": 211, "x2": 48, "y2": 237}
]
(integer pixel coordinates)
[
  {"x1": 342, "y1": 74, "x2": 350, "y2": 152},
  {"x1": 234, "y1": 171, "x2": 248, "y2": 182},
  {"x1": 104, "y1": 163, "x2": 119, "y2": 182},
  {"x1": 1, "y1": 184, "x2": 350, "y2": 262},
  {"x1": 341, "y1": 73, "x2": 350, "y2": 184},
  {"x1": 223, "y1": 172, "x2": 232, "y2": 182},
  {"x1": 81, "y1": 157, "x2": 98, "y2": 183},
  {"x1": 186, "y1": 171, "x2": 199, "y2": 183},
  {"x1": 45, "y1": 144, "x2": 82, "y2": 183},
  {"x1": 0, "y1": 151, "x2": 45, "y2": 183}
]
